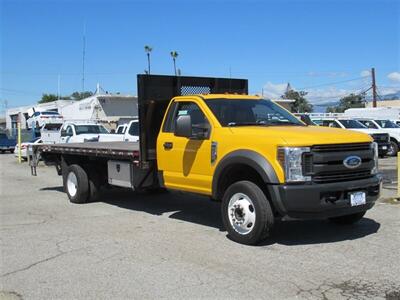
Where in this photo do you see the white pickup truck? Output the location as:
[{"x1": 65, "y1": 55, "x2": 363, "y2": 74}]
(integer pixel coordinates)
[
  {"x1": 40, "y1": 122, "x2": 111, "y2": 144},
  {"x1": 311, "y1": 117, "x2": 391, "y2": 157},
  {"x1": 98, "y1": 120, "x2": 139, "y2": 142},
  {"x1": 59, "y1": 122, "x2": 110, "y2": 143},
  {"x1": 355, "y1": 119, "x2": 400, "y2": 156}
]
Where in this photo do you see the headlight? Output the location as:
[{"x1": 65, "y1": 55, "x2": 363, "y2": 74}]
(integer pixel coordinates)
[
  {"x1": 277, "y1": 147, "x2": 311, "y2": 182},
  {"x1": 371, "y1": 142, "x2": 378, "y2": 174}
]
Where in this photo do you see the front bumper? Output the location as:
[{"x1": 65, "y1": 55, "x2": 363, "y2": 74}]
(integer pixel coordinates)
[
  {"x1": 0, "y1": 146, "x2": 14, "y2": 150},
  {"x1": 269, "y1": 175, "x2": 382, "y2": 219},
  {"x1": 377, "y1": 142, "x2": 390, "y2": 155}
]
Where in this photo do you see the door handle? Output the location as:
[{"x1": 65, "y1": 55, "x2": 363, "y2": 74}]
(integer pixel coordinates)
[{"x1": 163, "y1": 142, "x2": 173, "y2": 150}]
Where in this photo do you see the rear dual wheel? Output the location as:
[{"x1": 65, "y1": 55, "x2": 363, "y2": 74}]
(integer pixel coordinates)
[
  {"x1": 221, "y1": 181, "x2": 274, "y2": 245},
  {"x1": 64, "y1": 164, "x2": 101, "y2": 203}
]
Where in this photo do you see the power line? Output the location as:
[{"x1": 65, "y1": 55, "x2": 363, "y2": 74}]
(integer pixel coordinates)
[{"x1": 298, "y1": 77, "x2": 367, "y2": 90}]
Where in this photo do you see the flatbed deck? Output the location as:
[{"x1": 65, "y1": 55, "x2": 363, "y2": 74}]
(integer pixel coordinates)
[{"x1": 36, "y1": 141, "x2": 140, "y2": 160}]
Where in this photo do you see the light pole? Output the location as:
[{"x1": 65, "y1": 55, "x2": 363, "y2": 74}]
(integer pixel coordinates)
[
  {"x1": 144, "y1": 45, "x2": 153, "y2": 74},
  {"x1": 170, "y1": 51, "x2": 178, "y2": 76}
]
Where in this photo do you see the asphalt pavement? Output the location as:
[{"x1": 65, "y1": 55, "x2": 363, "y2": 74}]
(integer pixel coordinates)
[{"x1": 1, "y1": 154, "x2": 399, "y2": 299}]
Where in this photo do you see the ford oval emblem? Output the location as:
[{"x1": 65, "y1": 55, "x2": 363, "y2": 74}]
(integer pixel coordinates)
[{"x1": 343, "y1": 156, "x2": 362, "y2": 169}]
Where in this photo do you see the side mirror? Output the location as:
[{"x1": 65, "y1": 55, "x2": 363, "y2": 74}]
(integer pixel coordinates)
[{"x1": 174, "y1": 115, "x2": 192, "y2": 138}]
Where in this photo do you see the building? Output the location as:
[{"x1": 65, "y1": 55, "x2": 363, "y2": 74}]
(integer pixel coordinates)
[
  {"x1": 6, "y1": 100, "x2": 76, "y2": 130},
  {"x1": 60, "y1": 94, "x2": 137, "y2": 128},
  {"x1": 365, "y1": 99, "x2": 400, "y2": 108}
]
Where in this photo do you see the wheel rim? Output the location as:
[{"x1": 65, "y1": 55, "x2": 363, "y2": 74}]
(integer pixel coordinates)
[
  {"x1": 228, "y1": 193, "x2": 256, "y2": 235},
  {"x1": 387, "y1": 142, "x2": 395, "y2": 156},
  {"x1": 67, "y1": 172, "x2": 78, "y2": 197}
]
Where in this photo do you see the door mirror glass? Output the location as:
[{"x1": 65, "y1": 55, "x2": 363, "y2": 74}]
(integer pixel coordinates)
[{"x1": 174, "y1": 115, "x2": 192, "y2": 138}]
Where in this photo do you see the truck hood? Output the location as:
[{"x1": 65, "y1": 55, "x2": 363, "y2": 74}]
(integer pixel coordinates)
[{"x1": 228, "y1": 125, "x2": 372, "y2": 146}]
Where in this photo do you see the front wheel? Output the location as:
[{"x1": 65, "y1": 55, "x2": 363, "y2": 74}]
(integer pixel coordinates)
[
  {"x1": 221, "y1": 181, "x2": 274, "y2": 245},
  {"x1": 329, "y1": 211, "x2": 366, "y2": 225},
  {"x1": 387, "y1": 141, "x2": 398, "y2": 157}
]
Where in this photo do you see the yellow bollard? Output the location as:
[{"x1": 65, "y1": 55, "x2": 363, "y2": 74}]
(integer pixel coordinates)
[{"x1": 17, "y1": 122, "x2": 21, "y2": 163}]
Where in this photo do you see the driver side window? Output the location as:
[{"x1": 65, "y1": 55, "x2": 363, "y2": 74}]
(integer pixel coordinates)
[{"x1": 164, "y1": 101, "x2": 210, "y2": 137}]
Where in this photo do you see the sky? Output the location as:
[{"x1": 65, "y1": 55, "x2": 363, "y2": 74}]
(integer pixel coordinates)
[{"x1": 1, "y1": 0, "x2": 399, "y2": 113}]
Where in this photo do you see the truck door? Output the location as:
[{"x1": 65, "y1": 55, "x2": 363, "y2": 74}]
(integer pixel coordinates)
[
  {"x1": 60, "y1": 125, "x2": 73, "y2": 143},
  {"x1": 157, "y1": 101, "x2": 213, "y2": 195}
]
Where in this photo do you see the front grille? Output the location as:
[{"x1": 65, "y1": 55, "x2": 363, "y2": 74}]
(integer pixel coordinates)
[
  {"x1": 312, "y1": 143, "x2": 371, "y2": 152},
  {"x1": 304, "y1": 143, "x2": 374, "y2": 184},
  {"x1": 313, "y1": 171, "x2": 372, "y2": 183}
]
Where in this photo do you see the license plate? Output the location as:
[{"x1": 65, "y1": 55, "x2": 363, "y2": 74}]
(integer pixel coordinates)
[
  {"x1": 350, "y1": 191, "x2": 366, "y2": 207},
  {"x1": 382, "y1": 146, "x2": 387, "y2": 150}
]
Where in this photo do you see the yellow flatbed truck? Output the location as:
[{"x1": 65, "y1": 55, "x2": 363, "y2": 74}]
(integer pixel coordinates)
[{"x1": 31, "y1": 75, "x2": 382, "y2": 245}]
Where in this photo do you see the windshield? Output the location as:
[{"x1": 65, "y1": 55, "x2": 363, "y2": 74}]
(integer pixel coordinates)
[
  {"x1": 205, "y1": 98, "x2": 305, "y2": 127},
  {"x1": 338, "y1": 119, "x2": 367, "y2": 129},
  {"x1": 41, "y1": 111, "x2": 60, "y2": 115},
  {"x1": 374, "y1": 120, "x2": 399, "y2": 128},
  {"x1": 75, "y1": 125, "x2": 109, "y2": 135}
]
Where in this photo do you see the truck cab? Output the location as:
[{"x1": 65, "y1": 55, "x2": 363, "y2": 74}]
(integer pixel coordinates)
[
  {"x1": 98, "y1": 120, "x2": 139, "y2": 142},
  {"x1": 60, "y1": 122, "x2": 109, "y2": 143}
]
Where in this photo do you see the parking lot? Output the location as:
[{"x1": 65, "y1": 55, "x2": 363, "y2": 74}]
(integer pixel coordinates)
[{"x1": 1, "y1": 154, "x2": 399, "y2": 299}]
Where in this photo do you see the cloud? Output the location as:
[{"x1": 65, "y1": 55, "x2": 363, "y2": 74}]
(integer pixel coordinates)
[
  {"x1": 261, "y1": 82, "x2": 288, "y2": 99},
  {"x1": 387, "y1": 72, "x2": 400, "y2": 82},
  {"x1": 306, "y1": 87, "x2": 358, "y2": 104},
  {"x1": 360, "y1": 70, "x2": 371, "y2": 77}
]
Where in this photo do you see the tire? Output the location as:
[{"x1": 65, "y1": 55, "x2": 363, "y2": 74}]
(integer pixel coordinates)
[
  {"x1": 9, "y1": 149, "x2": 15, "y2": 154},
  {"x1": 63, "y1": 164, "x2": 89, "y2": 204},
  {"x1": 329, "y1": 211, "x2": 366, "y2": 225},
  {"x1": 387, "y1": 141, "x2": 398, "y2": 157},
  {"x1": 221, "y1": 181, "x2": 274, "y2": 245}
]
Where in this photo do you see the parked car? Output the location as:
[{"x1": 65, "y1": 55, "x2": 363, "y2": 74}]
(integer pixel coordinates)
[
  {"x1": 59, "y1": 122, "x2": 110, "y2": 143},
  {"x1": 98, "y1": 120, "x2": 139, "y2": 142},
  {"x1": 0, "y1": 133, "x2": 16, "y2": 153},
  {"x1": 14, "y1": 138, "x2": 42, "y2": 160},
  {"x1": 311, "y1": 117, "x2": 390, "y2": 157},
  {"x1": 26, "y1": 111, "x2": 63, "y2": 129},
  {"x1": 355, "y1": 119, "x2": 400, "y2": 156}
]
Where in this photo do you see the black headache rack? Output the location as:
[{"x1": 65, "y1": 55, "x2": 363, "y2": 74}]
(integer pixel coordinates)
[{"x1": 137, "y1": 74, "x2": 248, "y2": 166}]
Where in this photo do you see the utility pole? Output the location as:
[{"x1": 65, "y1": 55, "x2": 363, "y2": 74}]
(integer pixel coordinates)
[
  {"x1": 371, "y1": 67, "x2": 377, "y2": 108},
  {"x1": 82, "y1": 22, "x2": 86, "y2": 93}
]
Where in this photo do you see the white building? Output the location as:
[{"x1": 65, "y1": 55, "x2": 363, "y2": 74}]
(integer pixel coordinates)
[
  {"x1": 6, "y1": 100, "x2": 76, "y2": 130},
  {"x1": 60, "y1": 94, "x2": 138, "y2": 128}
]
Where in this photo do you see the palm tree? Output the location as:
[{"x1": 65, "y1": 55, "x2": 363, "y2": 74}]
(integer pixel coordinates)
[
  {"x1": 170, "y1": 51, "x2": 179, "y2": 76},
  {"x1": 144, "y1": 45, "x2": 153, "y2": 74}
]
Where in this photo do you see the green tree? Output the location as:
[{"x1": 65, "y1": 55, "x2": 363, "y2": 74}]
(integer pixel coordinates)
[
  {"x1": 325, "y1": 93, "x2": 365, "y2": 113},
  {"x1": 71, "y1": 91, "x2": 93, "y2": 100},
  {"x1": 38, "y1": 93, "x2": 58, "y2": 104},
  {"x1": 282, "y1": 90, "x2": 313, "y2": 113}
]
